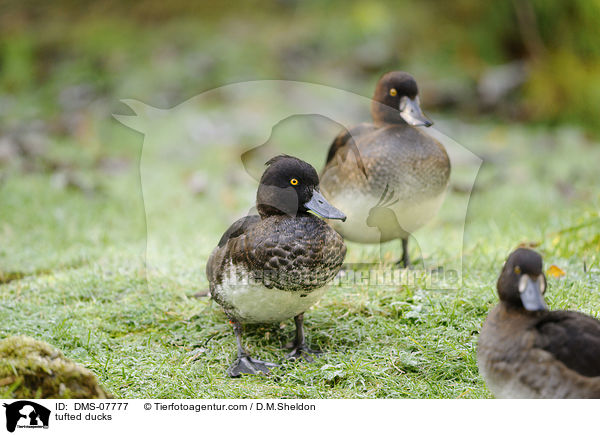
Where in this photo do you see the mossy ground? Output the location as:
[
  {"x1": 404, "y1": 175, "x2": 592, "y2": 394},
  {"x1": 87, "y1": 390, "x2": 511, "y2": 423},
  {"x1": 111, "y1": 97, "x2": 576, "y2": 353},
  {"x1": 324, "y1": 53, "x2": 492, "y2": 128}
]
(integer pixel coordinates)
[{"x1": 0, "y1": 335, "x2": 110, "y2": 398}]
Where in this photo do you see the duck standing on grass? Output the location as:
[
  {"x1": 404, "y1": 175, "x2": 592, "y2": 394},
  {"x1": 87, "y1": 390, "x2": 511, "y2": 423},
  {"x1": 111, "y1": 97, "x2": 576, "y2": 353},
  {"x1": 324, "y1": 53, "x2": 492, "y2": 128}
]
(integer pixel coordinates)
[
  {"x1": 206, "y1": 155, "x2": 347, "y2": 377},
  {"x1": 320, "y1": 71, "x2": 450, "y2": 267},
  {"x1": 478, "y1": 248, "x2": 600, "y2": 398}
]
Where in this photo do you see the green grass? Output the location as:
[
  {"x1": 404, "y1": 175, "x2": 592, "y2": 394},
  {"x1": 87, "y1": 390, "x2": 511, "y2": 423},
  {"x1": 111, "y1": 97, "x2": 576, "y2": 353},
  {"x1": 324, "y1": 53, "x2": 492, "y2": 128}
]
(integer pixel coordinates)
[{"x1": 1, "y1": 112, "x2": 599, "y2": 398}]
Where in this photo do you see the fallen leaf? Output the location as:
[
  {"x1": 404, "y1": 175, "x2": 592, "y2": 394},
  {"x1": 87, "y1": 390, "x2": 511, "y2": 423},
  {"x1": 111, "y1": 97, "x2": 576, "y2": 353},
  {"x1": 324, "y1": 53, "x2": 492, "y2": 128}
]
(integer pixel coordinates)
[{"x1": 547, "y1": 265, "x2": 566, "y2": 278}]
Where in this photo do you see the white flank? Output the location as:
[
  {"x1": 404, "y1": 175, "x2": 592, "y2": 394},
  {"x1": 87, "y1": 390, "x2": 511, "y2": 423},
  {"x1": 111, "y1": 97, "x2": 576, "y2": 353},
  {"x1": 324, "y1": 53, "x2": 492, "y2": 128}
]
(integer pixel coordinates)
[
  {"x1": 215, "y1": 262, "x2": 329, "y2": 323},
  {"x1": 328, "y1": 190, "x2": 447, "y2": 243}
]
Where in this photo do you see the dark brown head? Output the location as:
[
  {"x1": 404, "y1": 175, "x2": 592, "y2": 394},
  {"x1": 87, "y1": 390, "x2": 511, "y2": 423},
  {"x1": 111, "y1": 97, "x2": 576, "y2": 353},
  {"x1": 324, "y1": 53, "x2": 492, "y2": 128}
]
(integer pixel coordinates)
[
  {"x1": 256, "y1": 155, "x2": 346, "y2": 221},
  {"x1": 497, "y1": 248, "x2": 548, "y2": 311},
  {"x1": 371, "y1": 71, "x2": 433, "y2": 127}
]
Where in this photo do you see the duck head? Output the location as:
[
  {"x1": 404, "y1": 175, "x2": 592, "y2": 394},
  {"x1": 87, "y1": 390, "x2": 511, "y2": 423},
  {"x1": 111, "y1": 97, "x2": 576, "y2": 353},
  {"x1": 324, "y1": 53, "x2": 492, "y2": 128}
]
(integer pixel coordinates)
[
  {"x1": 256, "y1": 155, "x2": 346, "y2": 221},
  {"x1": 371, "y1": 71, "x2": 433, "y2": 127},
  {"x1": 497, "y1": 248, "x2": 548, "y2": 311}
]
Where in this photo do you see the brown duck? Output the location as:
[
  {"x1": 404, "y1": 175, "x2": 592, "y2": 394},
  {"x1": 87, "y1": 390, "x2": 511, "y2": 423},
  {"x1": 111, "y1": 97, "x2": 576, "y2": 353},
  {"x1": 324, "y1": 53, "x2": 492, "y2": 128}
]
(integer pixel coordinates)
[
  {"x1": 320, "y1": 71, "x2": 450, "y2": 266},
  {"x1": 478, "y1": 248, "x2": 600, "y2": 398}
]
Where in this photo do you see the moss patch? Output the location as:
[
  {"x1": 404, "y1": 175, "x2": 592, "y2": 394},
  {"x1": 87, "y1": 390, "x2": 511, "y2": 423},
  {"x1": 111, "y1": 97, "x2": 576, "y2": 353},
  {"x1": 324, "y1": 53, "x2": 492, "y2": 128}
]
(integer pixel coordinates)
[{"x1": 0, "y1": 336, "x2": 111, "y2": 399}]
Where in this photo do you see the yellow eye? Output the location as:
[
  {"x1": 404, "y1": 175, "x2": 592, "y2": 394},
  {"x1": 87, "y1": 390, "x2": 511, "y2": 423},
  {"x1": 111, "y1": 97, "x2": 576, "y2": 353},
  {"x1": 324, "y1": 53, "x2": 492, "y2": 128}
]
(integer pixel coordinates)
[
  {"x1": 389, "y1": 88, "x2": 398, "y2": 97},
  {"x1": 290, "y1": 178, "x2": 298, "y2": 186},
  {"x1": 514, "y1": 266, "x2": 521, "y2": 275}
]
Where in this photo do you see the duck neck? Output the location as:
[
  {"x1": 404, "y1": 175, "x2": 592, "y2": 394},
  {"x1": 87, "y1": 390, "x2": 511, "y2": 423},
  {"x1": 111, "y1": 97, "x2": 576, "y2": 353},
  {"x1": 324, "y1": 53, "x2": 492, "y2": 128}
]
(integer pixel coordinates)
[
  {"x1": 501, "y1": 300, "x2": 526, "y2": 312},
  {"x1": 256, "y1": 183, "x2": 305, "y2": 219},
  {"x1": 371, "y1": 100, "x2": 406, "y2": 127},
  {"x1": 500, "y1": 300, "x2": 546, "y2": 316},
  {"x1": 256, "y1": 203, "x2": 312, "y2": 220}
]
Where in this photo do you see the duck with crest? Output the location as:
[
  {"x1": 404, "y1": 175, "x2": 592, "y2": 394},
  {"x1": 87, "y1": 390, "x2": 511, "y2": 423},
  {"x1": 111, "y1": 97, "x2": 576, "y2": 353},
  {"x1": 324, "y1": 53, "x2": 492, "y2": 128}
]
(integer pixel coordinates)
[
  {"x1": 320, "y1": 71, "x2": 450, "y2": 267},
  {"x1": 206, "y1": 155, "x2": 347, "y2": 377}
]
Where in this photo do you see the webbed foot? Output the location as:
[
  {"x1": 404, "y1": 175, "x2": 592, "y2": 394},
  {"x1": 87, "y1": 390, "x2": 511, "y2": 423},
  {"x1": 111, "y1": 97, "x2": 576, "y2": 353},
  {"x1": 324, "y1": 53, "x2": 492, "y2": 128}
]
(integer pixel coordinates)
[
  {"x1": 286, "y1": 345, "x2": 322, "y2": 363},
  {"x1": 395, "y1": 258, "x2": 412, "y2": 269},
  {"x1": 227, "y1": 356, "x2": 279, "y2": 377}
]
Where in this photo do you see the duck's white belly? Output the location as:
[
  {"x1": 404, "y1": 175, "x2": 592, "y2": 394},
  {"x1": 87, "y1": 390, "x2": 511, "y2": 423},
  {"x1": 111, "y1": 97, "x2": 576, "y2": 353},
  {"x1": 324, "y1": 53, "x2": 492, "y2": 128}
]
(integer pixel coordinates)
[
  {"x1": 213, "y1": 263, "x2": 328, "y2": 323},
  {"x1": 327, "y1": 190, "x2": 447, "y2": 243}
]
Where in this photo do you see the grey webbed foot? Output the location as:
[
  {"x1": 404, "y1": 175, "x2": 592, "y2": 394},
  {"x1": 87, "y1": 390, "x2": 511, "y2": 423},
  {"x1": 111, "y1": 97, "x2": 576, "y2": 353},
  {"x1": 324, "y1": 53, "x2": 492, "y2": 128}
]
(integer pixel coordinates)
[
  {"x1": 285, "y1": 313, "x2": 322, "y2": 363},
  {"x1": 227, "y1": 356, "x2": 279, "y2": 377},
  {"x1": 286, "y1": 345, "x2": 322, "y2": 363},
  {"x1": 395, "y1": 257, "x2": 412, "y2": 268}
]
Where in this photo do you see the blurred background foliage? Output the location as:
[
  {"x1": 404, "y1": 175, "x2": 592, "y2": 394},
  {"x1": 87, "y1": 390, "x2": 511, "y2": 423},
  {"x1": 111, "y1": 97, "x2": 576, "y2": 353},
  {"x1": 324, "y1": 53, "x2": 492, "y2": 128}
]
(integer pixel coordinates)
[
  {"x1": 1, "y1": 0, "x2": 599, "y2": 273},
  {"x1": 1, "y1": 0, "x2": 600, "y2": 132},
  {"x1": 1, "y1": 0, "x2": 599, "y2": 266}
]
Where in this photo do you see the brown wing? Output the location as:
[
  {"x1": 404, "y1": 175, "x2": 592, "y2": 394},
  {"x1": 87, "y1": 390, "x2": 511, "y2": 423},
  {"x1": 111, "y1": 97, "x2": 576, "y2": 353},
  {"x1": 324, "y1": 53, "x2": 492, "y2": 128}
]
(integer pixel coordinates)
[
  {"x1": 534, "y1": 310, "x2": 600, "y2": 378},
  {"x1": 325, "y1": 123, "x2": 375, "y2": 178},
  {"x1": 216, "y1": 215, "x2": 261, "y2": 248},
  {"x1": 206, "y1": 215, "x2": 261, "y2": 289}
]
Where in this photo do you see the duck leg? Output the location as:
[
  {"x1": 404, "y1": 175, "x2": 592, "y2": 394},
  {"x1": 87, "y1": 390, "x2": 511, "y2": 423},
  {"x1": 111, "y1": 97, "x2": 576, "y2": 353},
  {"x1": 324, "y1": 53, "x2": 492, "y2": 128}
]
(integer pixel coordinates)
[
  {"x1": 227, "y1": 320, "x2": 278, "y2": 377},
  {"x1": 395, "y1": 237, "x2": 411, "y2": 268},
  {"x1": 287, "y1": 313, "x2": 321, "y2": 362}
]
